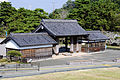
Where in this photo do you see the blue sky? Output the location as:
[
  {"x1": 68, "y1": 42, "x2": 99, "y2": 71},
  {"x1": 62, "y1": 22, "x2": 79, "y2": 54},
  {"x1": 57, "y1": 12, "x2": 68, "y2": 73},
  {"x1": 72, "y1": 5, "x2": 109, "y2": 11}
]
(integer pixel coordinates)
[{"x1": 6, "y1": 0, "x2": 68, "y2": 13}]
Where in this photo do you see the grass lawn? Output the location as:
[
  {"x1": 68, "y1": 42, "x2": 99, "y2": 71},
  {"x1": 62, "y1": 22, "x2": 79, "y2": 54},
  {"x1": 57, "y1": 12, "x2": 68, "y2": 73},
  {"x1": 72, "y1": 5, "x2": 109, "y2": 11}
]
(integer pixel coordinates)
[
  {"x1": 107, "y1": 46, "x2": 120, "y2": 49},
  {"x1": 1, "y1": 67, "x2": 120, "y2": 80}
]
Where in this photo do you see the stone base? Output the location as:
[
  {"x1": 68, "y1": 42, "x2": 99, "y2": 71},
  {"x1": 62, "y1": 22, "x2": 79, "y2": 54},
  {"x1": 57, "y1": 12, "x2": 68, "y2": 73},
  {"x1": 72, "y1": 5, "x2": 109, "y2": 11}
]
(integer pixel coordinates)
[
  {"x1": 55, "y1": 53, "x2": 59, "y2": 55},
  {"x1": 70, "y1": 51, "x2": 74, "y2": 53}
]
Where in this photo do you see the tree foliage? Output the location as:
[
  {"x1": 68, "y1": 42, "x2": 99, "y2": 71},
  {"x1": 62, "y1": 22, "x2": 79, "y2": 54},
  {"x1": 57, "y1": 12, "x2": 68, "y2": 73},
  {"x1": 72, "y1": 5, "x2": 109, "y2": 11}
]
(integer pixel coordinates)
[
  {"x1": 50, "y1": 0, "x2": 120, "y2": 31},
  {"x1": 49, "y1": 0, "x2": 74, "y2": 19},
  {"x1": 114, "y1": 14, "x2": 120, "y2": 31},
  {"x1": 0, "y1": 1, "x2": 48, "y2": 37},
  {"x1": 0, "y1": 0, "x2": 120, "y2": 37},
  {"x1": 49, "y1": 9, "x2": 68, "y2": 19},
  {"x1": 7, "y1": 50, "x2": 22, "y2": 61},
  {"x1": 67, "y1": 0, "x2": 120, "y2": 31},
  {"x1": 7, "y1": 50, "x2": 22, "y2": 57}
]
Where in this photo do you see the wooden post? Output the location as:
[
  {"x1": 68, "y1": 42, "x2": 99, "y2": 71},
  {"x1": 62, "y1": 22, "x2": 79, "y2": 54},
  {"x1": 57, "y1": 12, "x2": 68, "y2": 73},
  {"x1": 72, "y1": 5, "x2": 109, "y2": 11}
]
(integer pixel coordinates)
[
  {"x1": 99, "y1": 42, "x2": 101, "y2": 51},
  {"x1": 56, "y1": 45, "x2": 59, "y2": 54},
  {"x1": 76, "y1": 37, "x2": 79, "y2": 53},
  {"x1": 54, "y1": 38, "x2": 59, "y2": 55},
  {"x1": 78, "y1": 36, "x2": 82, "y2": 52},
  {"x1": 104, "y1": 41, "x2": 106, "y2": 50},
  {"x1": 79, "y1": 43, "x2": 82, "y2": 52},
  {"x1": 70, "y1": 37, "x2": 74, "y2": 53},
  {"x1": 65, "y1": 37, "x2": 68, "y2": 51},
  {"x1": 88, "y1": 41, "x2": 89, "y2": 53}
]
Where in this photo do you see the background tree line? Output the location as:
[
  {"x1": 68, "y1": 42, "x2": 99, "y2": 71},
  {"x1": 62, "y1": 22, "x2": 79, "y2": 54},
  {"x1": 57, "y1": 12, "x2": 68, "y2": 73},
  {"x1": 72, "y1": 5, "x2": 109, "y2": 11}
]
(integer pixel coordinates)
[
  {"x1": 0, "y1": 1, "x2": 48, "y2": 37},
  {"x1": 50, "y1": 0, "x2": 120, "y2": 31},
  {"x1": 0, "y1": 0, "x2": 120, "y2": 37}
]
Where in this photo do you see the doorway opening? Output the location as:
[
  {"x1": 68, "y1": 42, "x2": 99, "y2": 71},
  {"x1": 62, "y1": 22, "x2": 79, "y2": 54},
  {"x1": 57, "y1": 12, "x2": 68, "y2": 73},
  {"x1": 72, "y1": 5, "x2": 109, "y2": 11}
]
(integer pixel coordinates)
[{"x1": 59, "y1": 37, "x2": 70, "y2": 53}]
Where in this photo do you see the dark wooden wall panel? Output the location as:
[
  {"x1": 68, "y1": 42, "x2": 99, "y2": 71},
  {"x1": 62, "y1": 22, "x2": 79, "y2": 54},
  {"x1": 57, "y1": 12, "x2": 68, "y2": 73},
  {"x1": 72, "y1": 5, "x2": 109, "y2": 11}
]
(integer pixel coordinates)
[{"x1": 21, "y1": 47, "x2": 53, "y2": 59}]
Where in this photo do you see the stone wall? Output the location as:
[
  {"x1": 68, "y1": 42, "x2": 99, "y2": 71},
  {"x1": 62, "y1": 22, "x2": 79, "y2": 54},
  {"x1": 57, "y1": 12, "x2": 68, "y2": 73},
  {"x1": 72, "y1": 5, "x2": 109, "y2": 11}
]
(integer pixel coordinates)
[{"x1": 104, "y1": 31, "x2": 120, "y2": 46}]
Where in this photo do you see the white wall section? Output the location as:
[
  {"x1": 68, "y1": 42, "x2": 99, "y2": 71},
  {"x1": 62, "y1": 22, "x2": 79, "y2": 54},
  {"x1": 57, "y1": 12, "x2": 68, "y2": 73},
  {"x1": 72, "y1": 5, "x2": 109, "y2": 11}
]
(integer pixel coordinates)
[
  {"x1": 5, "y1": 40, "x2": 53, "y2": 50},
  {"x1": 0, "y1": 38, "x2": 6, "y2": 56}
]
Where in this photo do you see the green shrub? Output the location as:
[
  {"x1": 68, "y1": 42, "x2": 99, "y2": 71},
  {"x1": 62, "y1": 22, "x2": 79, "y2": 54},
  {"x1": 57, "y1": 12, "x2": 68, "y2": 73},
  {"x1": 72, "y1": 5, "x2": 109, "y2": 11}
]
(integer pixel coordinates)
[
  {"x1": 7, "y1": 50, "x2": 22, "y2": 61},
  {"x1": 7, "y1": 50, "x2": 22, "y2": 57},
  {"x1": 0, "y1": 59, "x2": 7, "y2": 62},
  {"x1": 115, "y1": 37, "x2": 120, "y2": 40}
]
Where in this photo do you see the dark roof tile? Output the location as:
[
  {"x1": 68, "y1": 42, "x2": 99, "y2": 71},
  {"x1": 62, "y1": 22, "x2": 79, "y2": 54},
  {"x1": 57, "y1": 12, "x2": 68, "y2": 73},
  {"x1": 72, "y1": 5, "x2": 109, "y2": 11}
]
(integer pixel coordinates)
[
  {"x1": 87, "y1": 31, "x2": 109, "y2": 40},
  {"x1": 1, "y1": 33, "x2": 57, "y2": 47},
  {"x1": 40, "y1": 19, "x2": 88, "y2": 36}
]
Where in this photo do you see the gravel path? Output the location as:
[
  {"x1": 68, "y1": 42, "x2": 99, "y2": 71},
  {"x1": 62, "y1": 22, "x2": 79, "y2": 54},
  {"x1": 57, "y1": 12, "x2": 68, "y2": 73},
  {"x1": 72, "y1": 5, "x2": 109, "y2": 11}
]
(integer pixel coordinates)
[{"x1": 0, "y1": 49, "x2": 120, "y2": 78}]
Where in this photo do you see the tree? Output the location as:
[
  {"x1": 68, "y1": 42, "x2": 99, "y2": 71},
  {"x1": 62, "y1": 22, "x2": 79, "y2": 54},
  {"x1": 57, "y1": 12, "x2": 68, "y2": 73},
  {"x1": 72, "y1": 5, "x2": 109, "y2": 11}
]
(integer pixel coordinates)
[
  {"x1": 63, "y1": 0, "x2": 75, "y2": 11},
  {"x1": 49, "y1": 0, "x2": 74, "y2": 19},
  {"x1": 67, "y1": 0, "x2": 120, "y2": 31},
  {"x1": 7, "y1": 8, "x2": 49, "y2": 34},
  {"x1": 7, "y1": 50, "x2": 22, "y2": 61},
  {"x1": 49, "y1": 9, "x2": 68, "y2": 19},
  {"x1": 114, "y1": 14, "x2": 120, "y2": 32},
  {"x1": 0, "y1": 2, "x2": 49, "y2": 37},
  {"x1": 50, "y1": 0, "x2": 120, "y2": 31},
  {"x1": 0, "y1": 1, "x2": 16, "y2": 37}
]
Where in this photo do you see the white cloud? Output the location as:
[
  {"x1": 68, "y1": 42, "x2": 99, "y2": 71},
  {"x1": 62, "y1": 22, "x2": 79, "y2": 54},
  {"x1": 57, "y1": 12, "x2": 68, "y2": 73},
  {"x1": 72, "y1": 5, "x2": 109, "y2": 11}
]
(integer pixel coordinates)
[{"x1": 0, "y1": 0, "x2": 8, "y2": 2}]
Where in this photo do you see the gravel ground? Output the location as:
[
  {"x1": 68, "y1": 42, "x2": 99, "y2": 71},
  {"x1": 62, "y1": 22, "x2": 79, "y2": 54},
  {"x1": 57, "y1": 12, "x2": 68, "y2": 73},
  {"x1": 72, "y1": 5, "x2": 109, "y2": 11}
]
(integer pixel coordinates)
[
  {"x1": 1, "y1": 62, "x2": 120, "y2": 78},
  {"x1": 31, "y1": 49, "x2": 120, "y2": 67},
  {"x1": 2, "y1": 49, "x2": 120, "y2": 68},
  {"x1": 61, "y1": 49, "x2": 120, "y2": 62},
  {"x1": 0, "y1": 49, "x2": 120, "y2": 78}
]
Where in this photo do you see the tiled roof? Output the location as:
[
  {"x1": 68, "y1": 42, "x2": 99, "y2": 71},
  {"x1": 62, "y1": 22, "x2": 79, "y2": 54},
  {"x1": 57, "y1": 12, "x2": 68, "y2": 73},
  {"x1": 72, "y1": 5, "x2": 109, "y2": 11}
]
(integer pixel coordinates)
[
  {"x1": 34, "y1": 19, "x2": 88, "y2": 36},
  {"x1": 87, "y1": 31, "x2": 109, "y2": 40},
  {"x1": 1, "y1": 33, "x2": 57, "y2": 47}
]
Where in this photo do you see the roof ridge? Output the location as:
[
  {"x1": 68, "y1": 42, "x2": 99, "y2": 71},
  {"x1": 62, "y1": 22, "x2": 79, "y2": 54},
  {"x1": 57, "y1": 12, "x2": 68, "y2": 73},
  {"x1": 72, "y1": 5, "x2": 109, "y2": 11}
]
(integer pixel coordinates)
[
  {"x1": 10, "y1": 32, "x2": 48, "y2": 36},
  {"x1": 42, "y1": 19, "x2": 78, "y2": 23},
  {"x1": 87, "y1": 30, "x2": 101, "y2": 33}
]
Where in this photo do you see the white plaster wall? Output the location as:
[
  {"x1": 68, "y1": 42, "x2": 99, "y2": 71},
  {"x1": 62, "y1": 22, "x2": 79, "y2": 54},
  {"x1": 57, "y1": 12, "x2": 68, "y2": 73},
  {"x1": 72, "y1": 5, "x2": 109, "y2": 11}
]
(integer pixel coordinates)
[
  {"x1": 6, "y1": 40, "x2": 20, "y2": 49},
  {"x1": 0, "y1": 38, "x2": 6, "y2": 56},
  {"x1": 5, "y1": 40, "x2": 53, "y2": 50}
]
